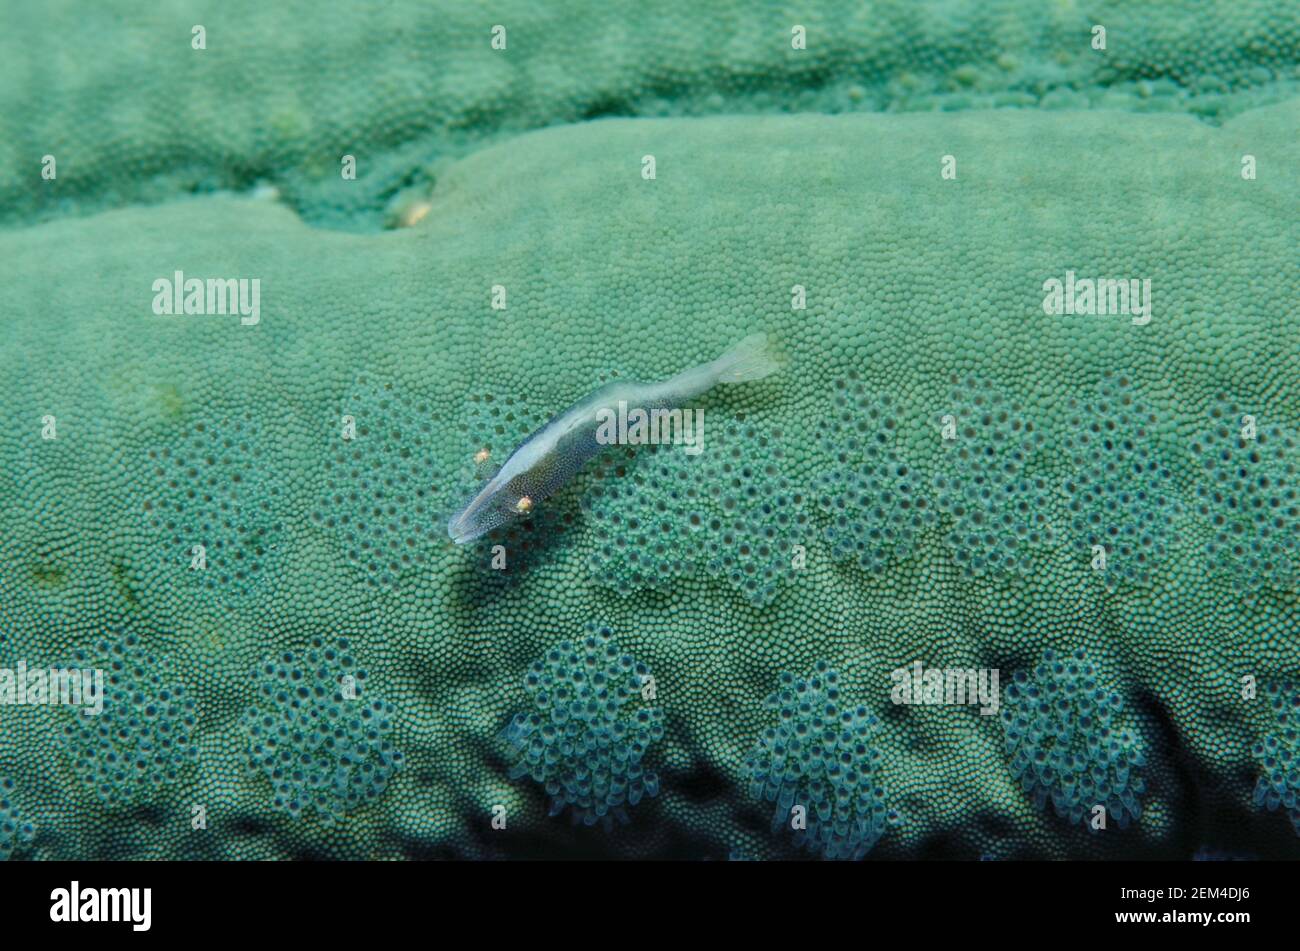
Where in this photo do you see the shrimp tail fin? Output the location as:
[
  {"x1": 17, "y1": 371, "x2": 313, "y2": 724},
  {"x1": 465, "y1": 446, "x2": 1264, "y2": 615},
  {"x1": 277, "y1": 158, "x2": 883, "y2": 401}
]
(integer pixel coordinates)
[{"x1": 711, "y1": 333, "x2": 786, "y2": 384}]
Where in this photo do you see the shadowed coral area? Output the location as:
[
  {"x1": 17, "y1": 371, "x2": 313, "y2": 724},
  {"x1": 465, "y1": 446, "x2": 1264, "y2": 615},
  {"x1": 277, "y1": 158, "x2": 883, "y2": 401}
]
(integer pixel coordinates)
[{"x1": 0, "y1": 93, "x2": 1296, "y2": 858}]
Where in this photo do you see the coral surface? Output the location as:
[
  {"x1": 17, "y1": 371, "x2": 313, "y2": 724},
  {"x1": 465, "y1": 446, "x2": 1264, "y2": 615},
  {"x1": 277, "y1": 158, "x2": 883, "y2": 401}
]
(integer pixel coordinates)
[{"x1": 0, "y1": 2, "x2": 1296, "y2": 860}]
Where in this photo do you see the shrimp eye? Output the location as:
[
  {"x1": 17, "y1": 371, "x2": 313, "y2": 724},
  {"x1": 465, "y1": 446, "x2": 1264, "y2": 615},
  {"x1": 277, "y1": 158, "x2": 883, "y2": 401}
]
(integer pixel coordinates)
[{"x1": 514, "y1": 495, "x2": 534, "y2": 515}]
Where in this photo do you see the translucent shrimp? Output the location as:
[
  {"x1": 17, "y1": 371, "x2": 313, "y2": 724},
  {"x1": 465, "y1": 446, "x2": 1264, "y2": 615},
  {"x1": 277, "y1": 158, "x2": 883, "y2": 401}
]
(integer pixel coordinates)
[{"x1": 447, "y1": 333, "x2": 784, "y2": 544}]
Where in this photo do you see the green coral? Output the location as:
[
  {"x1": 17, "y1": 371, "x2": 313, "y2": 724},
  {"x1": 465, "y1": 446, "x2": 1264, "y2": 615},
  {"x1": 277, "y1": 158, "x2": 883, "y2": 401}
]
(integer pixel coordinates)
[
  {"x1": 142, "y1": 411, "x2": 284, "y2": 600},
  {"x1": 584, "y1": 419, "x2": 808, "y2": 605},
  {"x1": 1062, "y1": 374, "x2": 1183, "y2": 589},
  {"x1": 0, "y1": 9, "x2": 1296, "y2": 860},
  {"x1": 933, "y1": 377, "x2": 1056, "y2": 578},
  {"x1": 743, "y1": 662, "x2": 895, "y2": 859},
  {"x1": 240, "y1": 636, "x2": 404, "y2": 824},
  {"x1": 1252, "y1": 683, "x2": 1300, "y2": 833},
  {"x1": 0, "y1": 778, "x2": 35, "y2": 860},
  {"x1": 4, "y1": 2, "x2": 1297, "y2": 230},
  {"x1": 814, "y1": 376, "x2": 935, "y2": 574},
  {"x1": 1001, "y1": 648, "x2": 1147, "y2": 830},
  {"x1": 60, "y1": 633, "x2": 200, "y2": 809},
  {"x1": 503, "y1": 625, "x2": 663, "y2": 827},
  {"x1": 312, "y1": 376, "x2": 453, "y2": 591},
  {"x1": 1192, "y1": 400, "x2": 1300, "y2": 599}
]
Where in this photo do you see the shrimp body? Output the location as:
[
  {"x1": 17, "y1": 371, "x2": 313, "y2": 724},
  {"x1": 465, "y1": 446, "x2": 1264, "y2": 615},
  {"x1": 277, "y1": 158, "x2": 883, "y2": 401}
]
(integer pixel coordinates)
[{"x1": 447, "y1": 333, "x2": 784, "y2": 544}]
